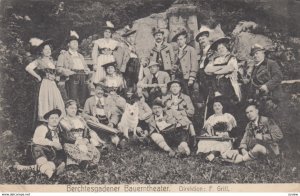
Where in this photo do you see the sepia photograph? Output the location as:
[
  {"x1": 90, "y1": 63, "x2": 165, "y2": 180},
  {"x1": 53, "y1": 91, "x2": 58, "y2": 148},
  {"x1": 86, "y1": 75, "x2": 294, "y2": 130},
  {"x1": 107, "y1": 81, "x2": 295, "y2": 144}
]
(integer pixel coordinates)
[{"x1": 0, "y1": 0, "x2": 299, "y2": 192}]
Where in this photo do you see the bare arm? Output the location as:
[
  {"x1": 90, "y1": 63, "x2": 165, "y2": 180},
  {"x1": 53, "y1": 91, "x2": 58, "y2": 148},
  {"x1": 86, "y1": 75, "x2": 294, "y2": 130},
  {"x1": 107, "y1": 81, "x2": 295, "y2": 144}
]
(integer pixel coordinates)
[{"x1": 25, "y1": 61, "x2": 41, "y2": 81}]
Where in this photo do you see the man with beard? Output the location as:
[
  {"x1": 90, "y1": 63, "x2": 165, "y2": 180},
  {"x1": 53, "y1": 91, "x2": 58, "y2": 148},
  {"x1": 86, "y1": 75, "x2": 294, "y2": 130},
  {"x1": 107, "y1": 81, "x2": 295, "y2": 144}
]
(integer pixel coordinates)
[
  {"x1": 248, "y1": 44, "x2": 284, "y2": 117},
  {"x1": 149, "y1": 28, "x2": 175, "y2": 74}
]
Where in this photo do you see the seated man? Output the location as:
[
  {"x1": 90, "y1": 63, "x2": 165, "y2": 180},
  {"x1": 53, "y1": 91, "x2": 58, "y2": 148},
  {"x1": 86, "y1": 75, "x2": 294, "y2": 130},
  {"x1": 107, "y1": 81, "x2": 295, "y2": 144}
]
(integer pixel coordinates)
[
  {"x1": 148, "y1": 98, "x2": 191, "y2": 157},
  {"x1": 82, "y1": 83, "x2": 125, "y2": 146},
  {"x1": 162, "y1": 80, "x2": 196, "y2": 145},
  {"x1": 138, "y1": 61, "x2": 170, "y2": 103},
  {"x1": 14, "y1": 109, "x2": 66, "y2": 178},
  {"x1": 226, "y1": 101, "x2": 283, "y2": 163}
]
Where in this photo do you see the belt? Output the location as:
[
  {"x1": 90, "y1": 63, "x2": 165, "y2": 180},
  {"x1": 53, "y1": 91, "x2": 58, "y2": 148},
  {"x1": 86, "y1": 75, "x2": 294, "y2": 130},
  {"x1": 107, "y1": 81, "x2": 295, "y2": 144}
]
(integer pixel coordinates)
[
  {"x1": 71, "y1": 128, "x2": 84, "y2": 132},
  {"x1": 71, "y1": 69, "x2": 86, "y2": 74}
]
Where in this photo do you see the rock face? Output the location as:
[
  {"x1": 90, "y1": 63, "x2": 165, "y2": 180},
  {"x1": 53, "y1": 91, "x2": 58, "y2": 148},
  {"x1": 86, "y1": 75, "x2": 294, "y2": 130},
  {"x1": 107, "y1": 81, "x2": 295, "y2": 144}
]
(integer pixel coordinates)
[{"x1": 232, "y1": 32, "x2": 273, "y2": 61}]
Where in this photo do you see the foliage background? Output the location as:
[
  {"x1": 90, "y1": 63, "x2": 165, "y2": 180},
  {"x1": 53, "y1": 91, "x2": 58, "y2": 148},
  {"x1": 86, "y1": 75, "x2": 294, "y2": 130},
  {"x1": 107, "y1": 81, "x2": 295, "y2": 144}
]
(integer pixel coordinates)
[{"x1": 0, "y1": 0, "x2": 299, "y2": 184}]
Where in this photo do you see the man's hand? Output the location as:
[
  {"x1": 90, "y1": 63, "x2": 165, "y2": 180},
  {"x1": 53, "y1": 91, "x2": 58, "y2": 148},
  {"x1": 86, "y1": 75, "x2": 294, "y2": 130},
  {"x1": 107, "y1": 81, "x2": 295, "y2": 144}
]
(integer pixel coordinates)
[
  {"x1": 52, "y1": 142, "x2": 62, "y2": 150},
  {"x1": 188, "y1": 79, "x2": 194, "y2": 86},
  {"x1": 107, "y1": 122, "x2": 114, "y2": 128},
  {"x1": 66, "y1": 70, "x2": 75, "y2": 76},
  {"x1": 91, "y1": 116, "x2": 100, "y2": 123},
  {"x1": 84, "y1": 69, "x2": 91, "y2": 75},
  {"x1": 241, "y1": 148, "x2": 248, "y2": 156},
  {"x1": 255, "y1": 133, "x2": 263, "y2": 140},
  {"x1": 260, "y1": 84, "x2": 269, "y2": 93},
  {"x1": 176, "y1": 123, "x2": 182, "y2": 128}
]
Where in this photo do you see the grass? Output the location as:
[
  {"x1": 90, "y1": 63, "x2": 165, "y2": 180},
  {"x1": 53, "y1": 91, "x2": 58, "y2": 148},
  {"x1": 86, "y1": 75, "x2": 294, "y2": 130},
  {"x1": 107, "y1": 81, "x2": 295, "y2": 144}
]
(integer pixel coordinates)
[
  {"x1": 0, "y1": 92, "x2": 299, "y2": 184},
  {"x1": 0, "y1": 134, "x2": 299, "y2": 184}
]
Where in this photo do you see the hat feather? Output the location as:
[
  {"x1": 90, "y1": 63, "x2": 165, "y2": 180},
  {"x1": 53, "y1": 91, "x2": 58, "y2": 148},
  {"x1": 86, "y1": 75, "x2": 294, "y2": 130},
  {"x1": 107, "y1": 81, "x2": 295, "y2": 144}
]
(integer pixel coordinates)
[
  {"x1": 70, "y1": 30, "x2": 79, "y2": 39},
  {"x1": 29, "y1": 38, "x2": 43, "y2": 47},
  {"x1": 124, "y1": 25, "x2": 130, "y2": 31},
  {"x1": 106, "y1": 21, "x2": 114, "y2": 28}
]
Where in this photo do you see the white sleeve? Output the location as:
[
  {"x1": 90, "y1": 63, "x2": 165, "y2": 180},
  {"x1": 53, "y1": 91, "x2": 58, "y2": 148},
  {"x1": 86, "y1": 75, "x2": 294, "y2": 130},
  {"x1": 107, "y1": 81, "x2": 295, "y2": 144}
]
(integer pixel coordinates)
[
  {"x1": 203, "y1": 115, "x2": 214, "y2": 129},
  {"x1": 225, "y1": 113, "x2": 237, "y2": 130},
  {"x1": 228, "y1": 57, "x2": 238, "y2": 70},
  {"x1": 25, "y1": 60, "x2": 38, "y2": 71},
  {"x1": 32, "y1": 125, "x2": 53, "y2": 146}
]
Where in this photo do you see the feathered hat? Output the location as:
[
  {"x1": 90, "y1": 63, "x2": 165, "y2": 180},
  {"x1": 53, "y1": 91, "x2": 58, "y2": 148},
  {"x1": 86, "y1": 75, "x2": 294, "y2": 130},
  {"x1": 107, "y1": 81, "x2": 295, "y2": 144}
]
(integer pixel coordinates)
[
  {"x1": 122, "y1": 25, "x2": 137, "y2": 37},
  {"x1": 103, "y1": 21, "x2": 115, "y2": 30},
  {"x1": 29, "y1": 37, "x2": 53, "y2": 54},
  {"x1": 67, "y1": 30, "x2": 79, "y2": 42}
]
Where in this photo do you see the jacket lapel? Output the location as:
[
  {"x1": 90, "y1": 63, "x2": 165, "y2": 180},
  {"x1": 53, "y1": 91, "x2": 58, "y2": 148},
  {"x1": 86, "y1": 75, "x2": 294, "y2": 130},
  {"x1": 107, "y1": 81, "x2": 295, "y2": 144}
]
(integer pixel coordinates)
[{"x1": 178, "y1": 45, "x2": 188, "y2": 60}]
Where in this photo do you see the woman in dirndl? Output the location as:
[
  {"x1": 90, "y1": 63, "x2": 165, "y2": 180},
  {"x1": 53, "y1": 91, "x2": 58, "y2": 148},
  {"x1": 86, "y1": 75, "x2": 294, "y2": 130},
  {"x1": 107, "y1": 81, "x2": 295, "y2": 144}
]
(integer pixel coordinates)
[
  {"x1": 196, "y1": 96, "x2": 237, "y2": 161},
  {"x1": 25, "y1": 38, "x2": 66, "y2": 126},
  {"x1": 92, "y1": 21, "x2": 120, "y2": 84},
  {"x1": 60, "y1": 100, "x2": 100, "y2": 170},
  {"x1": 99, "y1": 61, "x2": 126, "y2": 96},
  {"x1": 204, "y1": 37, "x2": 242, "y2": 103}
]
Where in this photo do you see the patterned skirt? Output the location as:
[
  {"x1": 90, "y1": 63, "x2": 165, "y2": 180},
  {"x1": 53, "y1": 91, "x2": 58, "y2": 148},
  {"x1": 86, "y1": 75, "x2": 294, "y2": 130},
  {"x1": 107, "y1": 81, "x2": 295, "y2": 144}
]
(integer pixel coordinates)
[{"x1": 64, "y1": 142, "x2": 100, "y2": 165}]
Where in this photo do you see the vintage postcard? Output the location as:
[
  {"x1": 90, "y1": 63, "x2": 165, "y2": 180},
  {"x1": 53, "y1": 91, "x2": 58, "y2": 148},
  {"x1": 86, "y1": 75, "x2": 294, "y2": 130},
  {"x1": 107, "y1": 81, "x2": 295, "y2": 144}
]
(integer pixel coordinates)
[{"x1": 0, "y1": 0, "x2": 299, "y2": 194}]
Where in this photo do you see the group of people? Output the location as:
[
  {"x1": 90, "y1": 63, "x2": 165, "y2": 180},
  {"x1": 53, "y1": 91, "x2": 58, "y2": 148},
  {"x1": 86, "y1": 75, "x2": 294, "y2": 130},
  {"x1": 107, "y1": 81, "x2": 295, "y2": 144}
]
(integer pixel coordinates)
[{"x1": 14, "y1": 21, "x2": 285, "y2": 178}]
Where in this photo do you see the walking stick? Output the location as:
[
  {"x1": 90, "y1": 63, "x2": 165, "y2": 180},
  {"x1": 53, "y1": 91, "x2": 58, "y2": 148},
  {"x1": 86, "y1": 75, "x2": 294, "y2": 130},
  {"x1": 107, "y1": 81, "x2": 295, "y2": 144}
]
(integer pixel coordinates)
[{"x1": 203, "y1": 93, "x2": 210, "y2": 125}]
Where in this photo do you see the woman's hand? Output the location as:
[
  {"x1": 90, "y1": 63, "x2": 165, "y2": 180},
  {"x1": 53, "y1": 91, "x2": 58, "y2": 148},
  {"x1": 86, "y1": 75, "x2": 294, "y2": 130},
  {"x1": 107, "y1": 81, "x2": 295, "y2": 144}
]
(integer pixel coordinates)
[
  {"x1": 36, "y1": 75, "x2": 42, "y2": 82},
  {"x1": 78, "y1": 144, "x2": 88, "y2": 153},
  {"x1": 75, "y1": 138, "x2": 88, "y2": 145}
]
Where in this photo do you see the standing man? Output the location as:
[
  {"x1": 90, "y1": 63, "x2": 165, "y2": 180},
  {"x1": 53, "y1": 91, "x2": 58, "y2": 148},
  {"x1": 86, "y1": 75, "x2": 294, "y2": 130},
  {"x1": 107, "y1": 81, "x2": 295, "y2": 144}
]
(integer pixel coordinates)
[
  {"x1": 194, "y1": 27, "x2": 213, "y2": 130},
  {"x1": 114, "y1": 26, "x2": 142, "y2": 91},
  {"x1": 57, "y1": 31, "x2": 91, "y2": 108},
  {"x1": 194, "y1": 26, "x2": 213, "y2": 107},
  {"x1": 171, "y1": 30, "x2": 198, "y2": 96},
  {"x1": 149, "y1": 28, "x2": 175, "y2": 74},
  {"x1": 248, "y1": 44, "x2": 284, "y2": 116}
]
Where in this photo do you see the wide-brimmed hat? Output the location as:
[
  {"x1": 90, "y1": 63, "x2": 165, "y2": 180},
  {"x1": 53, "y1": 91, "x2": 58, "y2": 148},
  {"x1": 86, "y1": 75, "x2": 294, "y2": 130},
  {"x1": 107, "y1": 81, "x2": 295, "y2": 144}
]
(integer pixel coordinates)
[
  {"x1": 67, "y1": 30, "x2": 79, "y2": 43},
  {"x1": 43, "y1": 109, "x2": 62, "y2": 120},
  {"x1": 29, "y1": 38, "x2": 53, "y2": 54},
  {"x1": 167, "y1": 79, "x2": 182, "y2": 90},
  {"x1": 195, "y1": 26, "x2": 211, "y2": 42},
  {"x1": 152, "y1": 98, "x2": 165, "y2": 108},
  {"x1": 103, "y1": 21, "x2": 115, "y2": 31},
  {"x1": 171, "y1": 30, "x2": 188, "y2": 42},
  {"x1": 250, "y1": 44, "x2": 265, "y2": 56},
  {"x1": 152, "y1": 27, "x2": 165, "y2": 36},
  {"x1": 102, "y1": 61, "x2": 117, "y2": 69},
  {"x1": 209, "y1": 37, "x2": 231, "y2": 51},
  {"x1": 122, "y1": 25, "x2": 137, "y2": 37},
  {"x1": 146, "y1": 61, "x2": 161, "y2": 68}
]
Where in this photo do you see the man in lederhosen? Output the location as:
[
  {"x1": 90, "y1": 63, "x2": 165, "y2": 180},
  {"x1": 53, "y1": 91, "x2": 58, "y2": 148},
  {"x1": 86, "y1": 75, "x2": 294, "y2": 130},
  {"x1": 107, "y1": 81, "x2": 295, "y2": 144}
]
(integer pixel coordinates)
[
  {"x1": 114, "y1": 26, "x2": 142, "y2": 91},
  {"x1": 57, "y1": 31, "x2": 91, "y2": 108}
]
